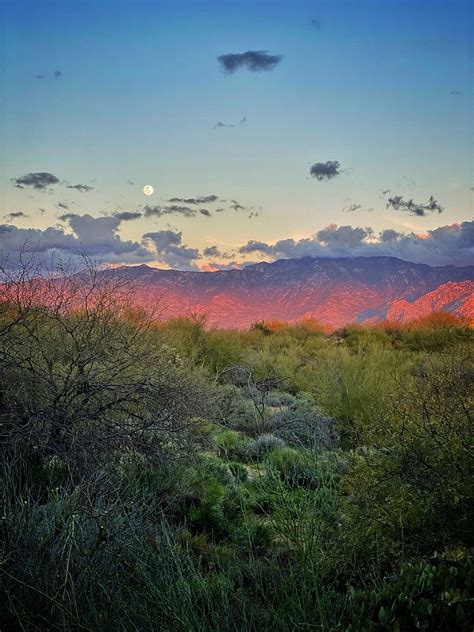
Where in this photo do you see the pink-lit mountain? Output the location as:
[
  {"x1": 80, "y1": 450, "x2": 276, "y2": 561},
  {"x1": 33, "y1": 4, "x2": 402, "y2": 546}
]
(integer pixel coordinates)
[{"x1": 104, "y1": 256, "x2": 474, "y2": 328}]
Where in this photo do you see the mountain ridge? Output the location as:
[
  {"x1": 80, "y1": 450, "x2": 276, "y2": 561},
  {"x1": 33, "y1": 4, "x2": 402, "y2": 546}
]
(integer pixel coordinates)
[{"x1": 101, "y1": 256, "x2": 474, "y2": 328}]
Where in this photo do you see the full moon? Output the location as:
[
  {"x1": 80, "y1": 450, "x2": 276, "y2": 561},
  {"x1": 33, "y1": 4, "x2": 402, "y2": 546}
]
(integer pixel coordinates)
[{"x1": 143, "y1": 185, "x2": 154, "y2": 196}]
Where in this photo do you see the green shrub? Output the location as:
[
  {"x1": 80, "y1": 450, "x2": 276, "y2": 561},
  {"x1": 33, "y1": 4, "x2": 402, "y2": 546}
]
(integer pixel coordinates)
[
  {"x1": 228, "y1": 461, "x2": 249, "y2": 482},
  {"x1": 348, "y1": 552, "x2": 474, "y2": 631},
  {"x1": 266, "y1": 447, "x2": 319, "y2": 489}
]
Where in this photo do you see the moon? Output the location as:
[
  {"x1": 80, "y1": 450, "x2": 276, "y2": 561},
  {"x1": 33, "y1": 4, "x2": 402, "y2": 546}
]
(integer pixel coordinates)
[{"x1": 143, "y1": 184, "x2": 154, "y2": 196}]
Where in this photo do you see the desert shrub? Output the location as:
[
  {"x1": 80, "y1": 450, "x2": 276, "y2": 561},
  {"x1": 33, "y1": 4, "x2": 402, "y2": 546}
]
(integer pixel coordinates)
[
  {"x1": 269, "y1": 403, "x2": 338, "y2": 449},
  {"x1": 246, "y1": 434, "x2": 287, "y2": 461},
  {"x1": 228, "y1": 461, "x2": 249, "y2": 482},
  {"x1": 265, "y1": 390, "x2": 297, "y2": 408},
  {"x1": 215, "y1": 429, "x2": 241, "y2": 458},
  {"x1": 0, "y1": 268, "x2": 211, "y2": 486},
  {"x1": 348, "y1": 552, "x2": 474, "y2": 632},
  {"x1": 266, "y1": 447, "x2": 319, "y2": 490}
]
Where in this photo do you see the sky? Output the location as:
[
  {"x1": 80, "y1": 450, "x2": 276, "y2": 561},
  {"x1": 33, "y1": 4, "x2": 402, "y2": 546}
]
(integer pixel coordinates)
[{"x1": 0, "y1": 0, "x2": 473, "y2": 270}]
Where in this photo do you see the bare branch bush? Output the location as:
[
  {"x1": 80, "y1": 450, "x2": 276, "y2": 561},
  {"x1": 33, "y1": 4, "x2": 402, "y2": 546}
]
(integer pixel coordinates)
[{"x1": 0, "y1": 254, "x2": 211, "y2": 484}]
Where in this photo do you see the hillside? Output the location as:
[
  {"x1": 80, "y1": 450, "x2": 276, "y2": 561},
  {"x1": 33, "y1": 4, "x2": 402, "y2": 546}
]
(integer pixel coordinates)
[{"x1": 103, "y1": 256, "x2": 474, "y2": 327}]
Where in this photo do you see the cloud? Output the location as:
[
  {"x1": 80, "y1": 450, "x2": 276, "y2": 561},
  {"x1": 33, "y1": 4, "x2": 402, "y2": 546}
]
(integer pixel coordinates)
[
  {"x1": 229, "y1": 200, "x2": 245, "y2": 211},
  {"x1": 143, "y1": 204, "x2": 197, "y2": 219},
  {"x1": 203, "y1": 246, "x2": 221, "y2": 258},
  {"x1": 143, "y1": 230, "x2": 201, "y2": 270},
  {"x1": 58, "y1": 213, "x2": 77, "y2": 222},
  {"x1": 12, "y1": 172, "x2": 60, "y2": 190},
  {"x1": 167, "y1": 195, "x2": 219, "y2": 205},
  {"x1": 449, "y1": 90, "x2": 463, "y2": 95},
  {"x1": 57, "y1": 202, "x2": 69, "y2": 210},
  {"x1": 113, "y1": 211, "x2": 143, "y2": 221},
  {"x1": 4, "y1": 212, "x2": 28, "y2": 221},
  {"x1": 199, "y1": 209, "x2": 211, "y2": 217},
  {"x1": 34, "y1": 71, "x2": 62, "y2": 80},
  {"x1": 0, "y1": 213, "x2": 153, "y2": 267},
  {"x1": 218, "y1": 50, "x2": 282, "y2": 74},
  {"x1": 214, "y1": 117, "x2": 247, "y2": 129},
  {"x1": 344, "y1": 203, "x2": 362, "y2": 213},
  {"x1": 386, "y1": 194, "x2": 443, "y2": 217},
  {"x1": 67, "y1": 183, "x2": 94, "y2": 192},
  {"x1": 311, "y1": 17, "x2": 322, "y2": 29},
  {"x1": 237, "y1": 221, "x2": 474, "y2": 266},
  {"x1": 309, "y1": 161, "x2": 341, "y2": 181},
  {"x1": 203, "y1": 246, "x2": 233, "y2": 259}
]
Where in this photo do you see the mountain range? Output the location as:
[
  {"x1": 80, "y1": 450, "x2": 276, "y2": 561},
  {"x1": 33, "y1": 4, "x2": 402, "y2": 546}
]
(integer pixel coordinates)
[{"x1": 103, "y1": 256, "x2": 474, "y2": 328}]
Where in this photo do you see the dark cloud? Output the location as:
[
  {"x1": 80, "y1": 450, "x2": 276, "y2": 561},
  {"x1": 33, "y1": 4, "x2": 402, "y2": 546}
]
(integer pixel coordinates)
[
  {"x1": 4, "y1": 212, "x2": 28, "y2": 221},
  {"x1": 239, "y1": 240, "x2": 274, "y2": 256},
  {"x1": 113, "y1": 211, "x2": 143, "y2": 221},
  {"x1": 54, "y1": 70, "x2": 62, "y2": 78},
  {"x1": 199, "y1": 209, "x2": 212, "y2": 217},
  {"x1": 57, "y1": 202, "x2": 69, "y2": 210},
  {"x1": 311, "y1": 17, "x2": 322, "y2": 29},
  {"x1": 67, "y1": 183, "x2": 94, "y2": 192},
  {"x1": 309, "y1": 161, "x2": 341, "y2": 181},
  {"x1": 35, "y1": 74, "x2": 45, "y2": 80},
  {"x1": 449, "y1": 90, "x2": 463, "y2": 95},
  {"x1": 0, "y1": 213, "x2": 153, "y2": 267},
  {"x1": 12, "y1": 172, "x2": 60, "y2": 190},
  {"x1": 203, "y1": 246, "x2": 221, "y2": 258},
  {"x1": 237, "y1": 221, "x2": 474, "y2": 266},
  {"x1": 218, "y1": 50, "x2": 282, "y2": 74},
  {"x1": 143, "y1": 230, "x2": 201, "y2": 270},
  {"x1": 386, "y1": 194, "x2": 443, "y2": 217},
  {"x1": 167, "y1": 195, "x2": 219, "y2": 205},
  {"x1": 143, "y1": 205, "x2": 197, "y2": 219},
  {"x1": 203, "y1": 246, "x2": 233, "y2": 259}
]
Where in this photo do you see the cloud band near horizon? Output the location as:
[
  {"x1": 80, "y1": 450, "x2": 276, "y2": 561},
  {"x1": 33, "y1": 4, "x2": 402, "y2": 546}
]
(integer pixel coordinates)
[{"x1": 0, "y1": 215, "x2": 472, "y2": 270}]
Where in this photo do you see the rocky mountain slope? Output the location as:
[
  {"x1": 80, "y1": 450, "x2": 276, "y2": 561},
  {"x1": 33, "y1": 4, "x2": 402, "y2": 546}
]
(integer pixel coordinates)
[{"x1": 103, "y1": 256, "x2": 474, "y2": 328}]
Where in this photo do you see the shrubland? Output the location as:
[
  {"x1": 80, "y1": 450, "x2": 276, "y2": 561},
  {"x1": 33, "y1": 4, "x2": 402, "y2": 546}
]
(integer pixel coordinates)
[{"x1": 1, "y1": 262, "x2": 472, "y2": 630}]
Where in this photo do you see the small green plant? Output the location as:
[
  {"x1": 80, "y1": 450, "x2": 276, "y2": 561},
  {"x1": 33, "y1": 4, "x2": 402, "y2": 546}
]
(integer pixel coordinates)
[{"x1": 348, "y1": 552, "x2": 474, "y2": 631}]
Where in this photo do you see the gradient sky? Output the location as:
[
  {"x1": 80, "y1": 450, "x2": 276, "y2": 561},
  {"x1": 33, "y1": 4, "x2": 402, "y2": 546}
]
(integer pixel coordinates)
[{"x1": 0, "y1": 0, "x2": 473, "y2": 269}]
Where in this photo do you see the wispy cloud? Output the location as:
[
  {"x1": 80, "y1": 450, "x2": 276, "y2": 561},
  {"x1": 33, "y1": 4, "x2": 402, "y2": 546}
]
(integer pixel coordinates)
[
  {"x1": 386, "y1": 194, "x2": 443, "y2": 217},
  {"x1": 214, "y1": 117, "x2": 247, "y2": 129},
  {"x1": 113, "y1": 211, "x2": 143, "y2": 221},
  {"x1": 167, "y1": 195, "x2": 219, "y2": 204},
  {"x1": 66, "y1": 183, "x2": 94, "y2": 192}
]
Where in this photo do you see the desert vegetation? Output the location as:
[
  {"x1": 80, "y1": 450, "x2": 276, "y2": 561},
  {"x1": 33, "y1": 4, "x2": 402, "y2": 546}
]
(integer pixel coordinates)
[{"x1": 1, "y1": 261, "x2": 473, "y2": 631}]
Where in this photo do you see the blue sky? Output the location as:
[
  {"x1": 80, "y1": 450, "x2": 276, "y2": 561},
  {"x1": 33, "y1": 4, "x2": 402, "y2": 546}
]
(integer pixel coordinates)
[{"x1": 0, "y1": 0, "x2": 472, "y2": 269}]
